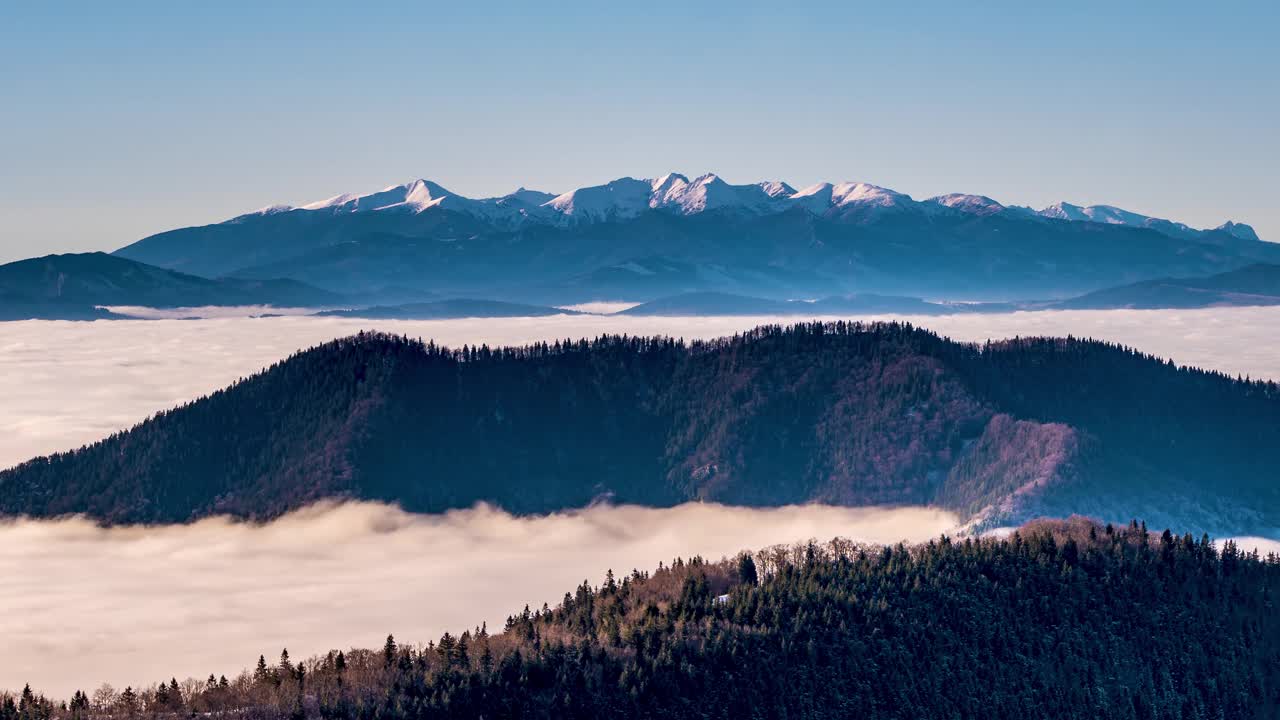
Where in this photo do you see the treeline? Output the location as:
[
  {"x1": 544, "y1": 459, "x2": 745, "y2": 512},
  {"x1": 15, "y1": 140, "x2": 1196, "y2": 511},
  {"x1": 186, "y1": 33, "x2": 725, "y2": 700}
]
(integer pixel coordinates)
[
  {"x1": 7, "y1": 518, "x2": 1280, "y2": 719},
  {"x1": 2, "y1": 323, "x2": 1279, "y2": 534}
]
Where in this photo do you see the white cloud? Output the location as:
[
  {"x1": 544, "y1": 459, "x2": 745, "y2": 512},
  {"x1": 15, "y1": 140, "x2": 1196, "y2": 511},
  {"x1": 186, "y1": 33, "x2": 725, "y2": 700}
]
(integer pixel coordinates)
[
  {"x1": 104, "y1": 305, "x2": 321, "y2": 320},
  {"x1": 2, "y1": 307, "x2": 1279, "y2": 471},
  {"x1": 0, "y1": 501, "x2": 957, "y2": 698},
  {"x1": 1227, "y1": 536, "x2": 1280, "y2": 557},
  {"x1": 554, "y1": 301, "x2": 640, "y2": 314}
]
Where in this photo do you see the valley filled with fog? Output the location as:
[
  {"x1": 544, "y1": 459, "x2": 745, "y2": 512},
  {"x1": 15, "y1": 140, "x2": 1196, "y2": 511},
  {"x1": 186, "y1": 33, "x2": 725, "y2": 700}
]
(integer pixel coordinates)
[
  {"x1": 1, "y1": 501, "x2": 958, "y2": 696},
  {"x1": 4, "y1": 306, "x2": 1280, "y2": 697},
  {"x1": 4, "y1": 307, "x2": 1280, "y2": 471}
]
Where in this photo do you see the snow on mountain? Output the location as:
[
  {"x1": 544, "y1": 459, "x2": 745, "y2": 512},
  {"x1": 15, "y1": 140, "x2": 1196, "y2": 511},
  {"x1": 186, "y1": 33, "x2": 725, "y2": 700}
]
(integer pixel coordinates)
[
  {"x1": 247, "y1": 180, "x2": 561, "y2": 225},
  {"x1": 830, "y1": 182, "x2": 914, "y2": 213},
  {"x1": 1039, "y1": 202, "x2": 1160, "y2": 229},
  {"x1": 545, "y1": 177, "x2": 655, "y2": 222},
  {"x1": 788, "y1": 182, "x2": 917, "y2": 219},
  {"x1": 229, "y1": 175, "x2": 1263, "y2": 241},
  {"x1": 1037, "y1": 201, "x2": 1092, "y2": 223},
  {"x1": 299, "y1": 179, "x2": 462, "y2": 213},
  {"x1": 788, "y1": 183, "x2": 837, "y2": 213},
  {"x1": 926, "y1": 194, "x2": 1007, "y2": 216},
  {"x1": 650, "y1": 173, "x2": 793, "y2": 215},
  {"x1": 1037, "y1": 202, "x2": 1200, "y2": 239},
  {"x1": 545, "y1": 173, "x2": 797, "y2": 222},
  {"x1": 759, "y1": 180, "x2": 797, "y2": 198},
  {"x1": 232, "y1": 204, "x2": 295, "y2": 220}
]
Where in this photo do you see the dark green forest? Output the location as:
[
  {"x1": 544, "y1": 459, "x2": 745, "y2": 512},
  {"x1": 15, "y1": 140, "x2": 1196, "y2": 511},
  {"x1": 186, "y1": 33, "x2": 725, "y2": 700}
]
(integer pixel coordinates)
[
  {"x1": 2, "y1": 322, "x2": 1278, "y2": 534},
  {"x1": 7, "y1": 518, "x2": 1279, "y2": 719}
]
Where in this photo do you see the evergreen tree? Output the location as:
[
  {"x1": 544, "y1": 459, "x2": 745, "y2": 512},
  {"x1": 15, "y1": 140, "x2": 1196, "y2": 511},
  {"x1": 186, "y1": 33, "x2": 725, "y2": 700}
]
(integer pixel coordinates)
[{"x1": 737, "y1": 553, "x2": 759, "y2": 586}]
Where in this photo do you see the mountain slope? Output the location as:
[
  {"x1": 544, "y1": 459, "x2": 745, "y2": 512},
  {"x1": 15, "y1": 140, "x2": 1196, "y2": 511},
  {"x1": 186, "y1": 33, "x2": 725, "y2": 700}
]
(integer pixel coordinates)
[
  {"x1": 125, "y1": 208, "x2": 1280, "y2": 303},
  {"x1": 0, "y1": 252, "x2": 341, "y2": 311},
  {"x1": 2, "y1": 323, "x2": 1277, "y2": 535},
  {"x1": 112, "y1": 174, "x2": 1278, "y2": 303},
  {"x1": 0, "y1": 291, "x2": 123, "y2": 321},
  {"x1": 1055, "y1": 263, "x2": 1280, "y2": 309}
]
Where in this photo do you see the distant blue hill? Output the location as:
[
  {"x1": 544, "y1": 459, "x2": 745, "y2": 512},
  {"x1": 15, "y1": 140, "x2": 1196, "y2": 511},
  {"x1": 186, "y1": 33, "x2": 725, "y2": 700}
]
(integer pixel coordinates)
[
  {"x1": 0, "y1": 252, "x2": 341, "y2": 319},
  {"x1": 1052, "y1": 263, "x2": 1280, "y2": 310}
]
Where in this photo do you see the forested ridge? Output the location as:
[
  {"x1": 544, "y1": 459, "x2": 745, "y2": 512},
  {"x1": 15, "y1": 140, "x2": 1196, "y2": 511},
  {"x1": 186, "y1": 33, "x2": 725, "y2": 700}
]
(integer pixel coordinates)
[
  {"x1": 2, "y1": 322, "x2": 1278, "y2": 533},
  {"x1": 8, "y1": 518, "x2": 1280, "y2": 719}
]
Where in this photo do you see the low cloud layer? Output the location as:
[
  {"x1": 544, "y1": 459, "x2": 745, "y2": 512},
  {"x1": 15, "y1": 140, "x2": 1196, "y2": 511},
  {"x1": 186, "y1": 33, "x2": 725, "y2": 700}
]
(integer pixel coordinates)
[
  {"x1": 2, "y1": 307, "x2": 1279, "y2": 470},
  {"x1": 0, "y1": 501, "x2": 957, "y2": 697},
  {"x1": 1232, "y1": 536, "x2": 1280, "y2": 557}
]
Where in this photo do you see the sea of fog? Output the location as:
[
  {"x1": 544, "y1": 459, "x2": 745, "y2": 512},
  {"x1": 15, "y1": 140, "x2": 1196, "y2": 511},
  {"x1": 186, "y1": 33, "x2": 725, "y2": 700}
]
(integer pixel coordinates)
[
  {"x1": 1, "y1": 502, "x2": 959, "y2": 697},
  {"x1": 3, "y1": 307, "x2": 1280, "y2": 471},
  {"x1": 4, "y1": 307, "x2": 1280, "y2": 696}
]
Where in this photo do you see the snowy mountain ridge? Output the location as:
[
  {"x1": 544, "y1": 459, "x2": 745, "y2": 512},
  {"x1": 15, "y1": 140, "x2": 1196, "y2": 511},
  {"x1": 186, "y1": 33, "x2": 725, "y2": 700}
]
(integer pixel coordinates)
[{"x1": 233, "y1": 173, "x2": 1263, "y2": 241}]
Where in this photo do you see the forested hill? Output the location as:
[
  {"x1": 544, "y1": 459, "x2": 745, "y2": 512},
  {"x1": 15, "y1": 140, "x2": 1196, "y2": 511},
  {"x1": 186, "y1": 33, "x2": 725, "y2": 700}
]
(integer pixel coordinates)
[
  {"x1": 10, "y1": 519, "x2": 1280, "y2": 719},
  {"x1": 1, "y1": 323, "x2": 1278, "y2": 534}
]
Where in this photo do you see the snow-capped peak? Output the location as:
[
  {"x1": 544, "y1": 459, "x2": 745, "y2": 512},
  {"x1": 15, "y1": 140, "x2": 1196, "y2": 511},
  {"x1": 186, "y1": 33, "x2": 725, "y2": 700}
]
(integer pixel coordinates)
[
  {"x1": 830, "y1": 182, "x2": 911, "y2": 207},
  {"x1": 300, "y1": 179, "x2": 459, "y2": 213},
  {"x1": 1038, "y1": 201, "x2": 1089, "y2": 222},
  {"x1": 544, "y1": 173, "x2": 797, "y2": 220},
  {"x1": 785, "y1": 182, "x2": 916, "y2": 219},
  {"x1": 230, "y1": 174, "x2": 1263, "y2": 241},
  {"x1": 1040, "y1": 202, "x2": 1156, "y2": 227},
  {"x1": 649, "y1": 172, "x2": 790, "y2": 215},
  {"x1": 791, "y1": 182, "x2": 835, "y2": 198},
  {"x1": 236, "y1": 204, "x2": 294, "y2": 218},
  {"x1": 649, "y1": 173, "x2": 692, "y2": 204},
  {"x1": 1038, "y1": 202, "x2": 1201, "y2": 239},
  {"x1": 927, "y1": 193, "x2": 1006, "y2": 216},
  {"x1": 545, "y1": 177, "x2": 654, "y2": 221},
  {"x1": 651, "y1": 173, "x2": 690, "y2": 192},
  {"x1": 758, "y1": 180, "x2": 796, "y2": 198}
]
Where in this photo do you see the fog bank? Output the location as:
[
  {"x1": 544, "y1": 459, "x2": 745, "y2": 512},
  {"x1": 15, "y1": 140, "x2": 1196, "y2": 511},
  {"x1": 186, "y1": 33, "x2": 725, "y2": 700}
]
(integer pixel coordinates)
[
  {"x1": 1231, "y1": 536, "x2": 1280, "y2": 557},
  {"x1": 0, "y1": 501, "x2": 957, "y2": 697},
  {"x1": 2, "y1": 307, "x2": 1279, "y2": 470}
]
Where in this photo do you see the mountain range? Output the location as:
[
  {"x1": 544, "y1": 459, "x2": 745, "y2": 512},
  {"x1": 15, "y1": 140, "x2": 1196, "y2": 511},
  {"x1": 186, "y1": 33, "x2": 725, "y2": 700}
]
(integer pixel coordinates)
[
  {"x1": 226, "y1": 175, "x2": 1265, "y2": 243},
  {"x1": 0, "y1": 252, "x2": 340, "y2": 319},
  {"x1": 620, "y1": 263, "x2": 1280, "y2": 316},
  {"x1": 112, "y1": 174, "x2": 1278, "y2": 303},
  {"x1": 1055, "y1": 262, "x2": 1280, "y2": 310},
  {"x1": 7, "y1": 252, "x2": 1279, "y2": 320},
  {"x1": 3, "y1": 323, "x2": 1276, "y2": 536}
]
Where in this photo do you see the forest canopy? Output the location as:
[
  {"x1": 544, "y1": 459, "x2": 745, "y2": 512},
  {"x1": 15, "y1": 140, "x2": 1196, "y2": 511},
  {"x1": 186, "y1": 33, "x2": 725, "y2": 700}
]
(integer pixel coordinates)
[{"x1": 2, "y1": 322, "x2": 1277, "y2": 535}]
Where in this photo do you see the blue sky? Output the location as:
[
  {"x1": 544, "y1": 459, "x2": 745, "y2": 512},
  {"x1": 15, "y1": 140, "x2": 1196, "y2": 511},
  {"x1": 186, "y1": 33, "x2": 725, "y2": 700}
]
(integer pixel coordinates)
[{"x1": 1, "y1": 0, "x2": 1276, "y2": 263}]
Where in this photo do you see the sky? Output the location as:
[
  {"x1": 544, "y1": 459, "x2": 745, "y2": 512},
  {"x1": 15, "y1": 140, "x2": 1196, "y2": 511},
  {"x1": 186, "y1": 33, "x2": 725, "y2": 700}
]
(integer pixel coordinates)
[{"x1": 0, "y1": 0, "x2": 1276, "y2": 263}]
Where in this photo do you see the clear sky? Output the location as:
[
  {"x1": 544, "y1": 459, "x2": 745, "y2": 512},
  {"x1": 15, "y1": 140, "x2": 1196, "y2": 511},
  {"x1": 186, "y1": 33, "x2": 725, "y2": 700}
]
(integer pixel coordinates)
[{"x1": 1, "y1": 0, "x2": 1276, "y2": 263}]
